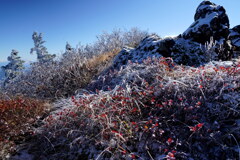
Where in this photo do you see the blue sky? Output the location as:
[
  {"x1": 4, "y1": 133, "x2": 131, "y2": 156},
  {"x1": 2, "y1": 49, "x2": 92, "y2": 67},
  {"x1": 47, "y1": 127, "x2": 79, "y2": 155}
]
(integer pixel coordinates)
[{"x1": 0, "y1": 0, "x2": 239, "y2": 62}]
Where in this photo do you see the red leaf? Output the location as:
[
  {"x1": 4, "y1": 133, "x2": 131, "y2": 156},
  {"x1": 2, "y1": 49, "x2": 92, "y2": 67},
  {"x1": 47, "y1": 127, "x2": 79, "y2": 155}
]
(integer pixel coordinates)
[
  {"x1": 168, "y1": 152, "x2": 175, "y2": 157},
  {"x1": 189, "y1": 126, "x2": 197, "y2": 132},
  {"x1": 122, "y1": 150, "x2": 127, "y2": 154},
  {"x1": 167, "y1": 138, "x2": 174, "y2": 144},
  {"x1": 131, "y1": 122, "x2": 137, "y2": 125},
  {"x1": 131, "y1": 154, "x2": 136, "y2": 159},
  {"x1": 100, "y1": 113, "x2": 107, "y2": 118},
  {"x1": 197, "y1": 123, "x2": 204, "y2": 128},
  {"x1": 196, "y1": 101, "x2": 201, "y2": 106},
  {"x1": 172, "y1": 150, "x2": 177, "y2": 154},
  {"x1": 111, "y1": 130, "x2": 118, "y2": 134},
  {"x1": 131, "y1": 107, "x2": 138, "y2": 112}
]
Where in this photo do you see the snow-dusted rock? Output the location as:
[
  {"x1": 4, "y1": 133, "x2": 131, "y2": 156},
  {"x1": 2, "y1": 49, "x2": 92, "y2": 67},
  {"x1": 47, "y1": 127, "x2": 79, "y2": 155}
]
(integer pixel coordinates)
[
  {"x1": 113, "y1": 0, "x2": 237, "y2": 68},
  {"x1": 229, "y1": 25, "x2": 240, "y2": 51},
  {"x1": 183, "y1": 0, "x2": 229, "y2": 44},
  {"x1": 171, "y1": 38, "x2": 204, "y2": 66},
  {"x1": 113, "y1": 34, "x2": 165, "y2": 68}
]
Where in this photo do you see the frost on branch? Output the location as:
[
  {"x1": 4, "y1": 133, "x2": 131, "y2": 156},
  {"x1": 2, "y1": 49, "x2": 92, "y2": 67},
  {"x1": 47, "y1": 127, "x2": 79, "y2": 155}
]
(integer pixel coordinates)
[
  {"x1": 1, "y1": 50, "x2": 25, "y2": 86},
  {"x1": 63, "y1": 42, "x2": 74, "y2": 57},
  {"x1": 61, "y1": 42, "x2": 75, "y2": 61},
  {"x1": 201, "y1": 37, "x2": 218, "y2": 62},
  {"x1": 30, "y1": 32, "x2": 56, "y2": 63}
]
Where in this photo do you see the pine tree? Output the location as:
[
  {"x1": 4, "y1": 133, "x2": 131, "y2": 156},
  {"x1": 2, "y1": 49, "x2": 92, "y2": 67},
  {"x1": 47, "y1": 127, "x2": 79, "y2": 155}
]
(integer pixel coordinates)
[
  {"x1": 30, "y1": 32, "x2": 56, "y2": 63},
  {"x1": 1, "y1": 50, "x2": 25, "y2": 86}
]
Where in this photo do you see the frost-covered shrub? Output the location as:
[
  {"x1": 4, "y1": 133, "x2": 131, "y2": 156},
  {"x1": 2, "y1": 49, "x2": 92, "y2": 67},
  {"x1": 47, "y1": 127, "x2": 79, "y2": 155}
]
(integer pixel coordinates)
[
  {"x1": 30, "y1": 32, "x2": 56, "y2": 63},
  {"x1": 4, "y1": 28, "x2": 148, "y2": 100},
  {"x1": 4, "y1": 46, "x2": 119, "y2": 100},
  {"x1": 201, "y1": 37, "x2": 233, "y2": 62},
  {"x1": 5, "y1": 48, "x2": 90, "y2": 99},
  {"x1": 123, "y1": 27, "x2": 149, "y2": 48},
  {"x1": 201, "y1": 37, "x2": 218, "y2": 62},
  {"x1": 93, "y1": 28, "x2": 148, "y2": 54},
  {"x1": 30, "y1": 57, "x2": 240, "y2": 160},
  {"x1": 1, "y1": 50, "x2": 25, "y2": 86},
  {"x1": 62, "y1": 42, "x2": 75, "y2": 60}
]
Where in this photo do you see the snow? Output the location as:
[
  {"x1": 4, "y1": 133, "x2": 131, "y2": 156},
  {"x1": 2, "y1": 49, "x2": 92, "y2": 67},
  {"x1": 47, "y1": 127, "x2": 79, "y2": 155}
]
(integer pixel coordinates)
[
  {"x1": 164, "y1": 35, "x2": 177, "y2": 38},
  {"x1": 113, "y1": 34, "x2": 163, "y2": 68},
  {"x1": 208, "y1": 60, "x2": 233, "y2": 67},
  {"x1": 196, "y1": 4, "x2": 221, "y2": 12},
  {"x1": 183, "y1": 12, "x2": 219, "y2": 36}
]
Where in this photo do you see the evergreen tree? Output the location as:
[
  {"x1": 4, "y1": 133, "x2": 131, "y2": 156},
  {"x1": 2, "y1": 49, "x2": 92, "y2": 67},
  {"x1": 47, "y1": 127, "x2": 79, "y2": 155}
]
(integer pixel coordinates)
[
  {"x1": 1, "y1": 50, "x2": 25, "y2": 86},
  {"x1": 30, "y1": 32, "x2": 56, "y2": 63}
]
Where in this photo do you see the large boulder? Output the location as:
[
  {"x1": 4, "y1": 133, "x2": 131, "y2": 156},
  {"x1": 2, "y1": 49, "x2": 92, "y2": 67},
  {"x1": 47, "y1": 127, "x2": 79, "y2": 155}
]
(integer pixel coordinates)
[
  {"x1": 183, "y1": 0, "x2": 229, "y2": 44},
  {"x1": 229, "y1": 25, "x2": 240, "y2": 52},
  {"x1": 180, "y1": 0, "x2": 233, "y2": 60}
]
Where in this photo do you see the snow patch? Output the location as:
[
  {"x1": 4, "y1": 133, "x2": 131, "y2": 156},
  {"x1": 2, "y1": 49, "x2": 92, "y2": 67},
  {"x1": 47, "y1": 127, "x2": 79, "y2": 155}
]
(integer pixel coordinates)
[{"x1": 183, "y1": 12, "x2": 219, "y2": 36}]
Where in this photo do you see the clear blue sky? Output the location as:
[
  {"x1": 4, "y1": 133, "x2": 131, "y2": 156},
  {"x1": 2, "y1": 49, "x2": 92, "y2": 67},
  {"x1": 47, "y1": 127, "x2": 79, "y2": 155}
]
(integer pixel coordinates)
[{"x1": 0, "y1": 0, "x2": 239, "y2": 62}]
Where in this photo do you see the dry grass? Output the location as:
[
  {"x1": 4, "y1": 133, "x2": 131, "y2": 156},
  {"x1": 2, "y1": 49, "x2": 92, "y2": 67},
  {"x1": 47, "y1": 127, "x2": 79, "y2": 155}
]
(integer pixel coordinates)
[
  {"x1": 87, "y1": 49, "x2": 120, "y2": 69},
  {"x1": 4, "y1": 49, "x2": 120, "y2": 100},
  {"x1": 3, "y1": 28, "x2": 148, "y2": 100}
]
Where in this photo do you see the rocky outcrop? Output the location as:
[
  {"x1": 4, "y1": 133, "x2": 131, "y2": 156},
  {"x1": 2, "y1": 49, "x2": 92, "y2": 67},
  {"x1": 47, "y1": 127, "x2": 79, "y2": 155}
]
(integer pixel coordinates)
[
  {"x1": 114, "y1": 34, "x2": 163, "y2": 68},
  {"x1": 183, "y1": 1, "x2": 229, "y2": 44},
  {"x1": 113, "y1": 0, "x2": 238, "y2": 68},
  {"x1": 182, "y1": 0, "x2": 233, "y2": 60},
  {"x1": 229, "y1": 25, "x2": 240, "y2": 51},
  {"x1": 113, "y1": 35, "x2": 177, "y2": 68}
]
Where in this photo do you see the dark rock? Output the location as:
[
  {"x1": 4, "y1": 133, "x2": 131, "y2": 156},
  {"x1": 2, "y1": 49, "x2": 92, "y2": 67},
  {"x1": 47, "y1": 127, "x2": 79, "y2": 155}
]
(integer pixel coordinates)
[
  {"x1": 216, "y1": 39, "x2": 233, "y2": 60},
  {"x1": 182, "y1": 0, "x2": 233, "y2": 61},
  {"x1": 183, "y1": 0, "x2": 229, "y2": 44},
  {"x1": 112, "y1": 0, "x2": 237, "y2": 68},
  {"x1": 156, "y1": 38, "x2": 175, "y2": 57},
  {"x1": 229, "y1": 25, "x2": 240, "y2": 52},
  {"x1": 113, "y1": 34, "x2": 163, "y2": 68},
  {"x1": 171, "y1": 38, "x2": 205, "y2": 66}
]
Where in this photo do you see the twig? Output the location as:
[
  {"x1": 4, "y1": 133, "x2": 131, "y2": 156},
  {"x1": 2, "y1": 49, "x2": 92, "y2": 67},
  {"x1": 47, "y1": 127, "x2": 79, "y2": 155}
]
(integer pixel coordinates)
[
  {"x1": 229, "y1": 134, "x2": 240, "y2": 160},
  {"x1": 43, "y1": 135, "x2": 56, "y2": 152},
  {"x1": 147, "y1": 150, "x2": 154, "y2": 160},
  {"x1": 95, "y1": 147, "x2": 110, "y2": 160}
]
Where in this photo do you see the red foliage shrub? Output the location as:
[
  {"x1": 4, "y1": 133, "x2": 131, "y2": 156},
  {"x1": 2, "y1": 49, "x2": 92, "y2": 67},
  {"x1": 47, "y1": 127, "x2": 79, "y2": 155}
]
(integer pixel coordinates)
[
  {"x1": 29, "y1": 58, "x2": 240, "y2": 159},
  {"x1": 0, "y1": 96, "x2": 49, "y2": 159}
]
